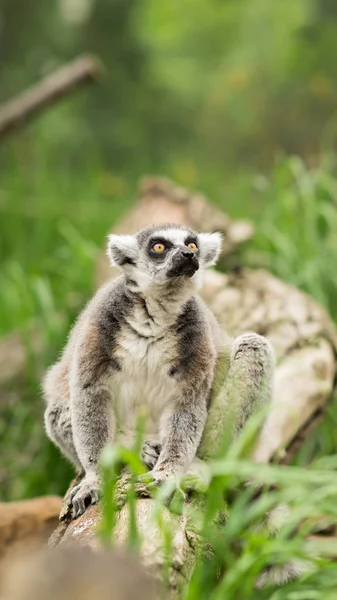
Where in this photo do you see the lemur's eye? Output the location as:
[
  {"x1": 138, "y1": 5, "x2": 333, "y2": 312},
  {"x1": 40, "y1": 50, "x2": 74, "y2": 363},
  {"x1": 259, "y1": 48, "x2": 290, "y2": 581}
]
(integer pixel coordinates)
[
  {"x1": 187, "y1": 242, "x2": 198, "y2": 252},
  {"x1": 152, "y1": 243, "x2": 166, "y2": 253}
]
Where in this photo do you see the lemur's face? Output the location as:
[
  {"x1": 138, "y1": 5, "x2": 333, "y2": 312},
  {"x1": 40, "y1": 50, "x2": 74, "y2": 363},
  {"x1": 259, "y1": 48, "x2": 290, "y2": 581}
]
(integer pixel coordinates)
[{"x1": 107, "y1": 224, "x2": 222, "y2": 291}]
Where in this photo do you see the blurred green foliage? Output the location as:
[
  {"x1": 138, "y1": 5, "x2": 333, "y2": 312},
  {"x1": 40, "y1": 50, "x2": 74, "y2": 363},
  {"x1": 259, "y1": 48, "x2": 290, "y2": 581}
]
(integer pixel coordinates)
[
  {"x1": 1, "y1": 9, "x2": 337, "y2": 597},
  {"x1": 2, "y1": 0, "x2": 337, "y2": 168}
]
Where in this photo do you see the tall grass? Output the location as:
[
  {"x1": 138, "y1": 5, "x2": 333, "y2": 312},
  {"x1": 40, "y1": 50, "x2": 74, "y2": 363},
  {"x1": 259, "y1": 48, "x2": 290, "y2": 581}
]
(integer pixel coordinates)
[
  {"x1": 248, "y1": 156, "x2": 337, "y2": 463},
  {"x1": 98, "y1": 418, "x2": 337, "y2": 599},
  {"x1": 250, "y1": 155, "x2": 337, "y2": 321}
]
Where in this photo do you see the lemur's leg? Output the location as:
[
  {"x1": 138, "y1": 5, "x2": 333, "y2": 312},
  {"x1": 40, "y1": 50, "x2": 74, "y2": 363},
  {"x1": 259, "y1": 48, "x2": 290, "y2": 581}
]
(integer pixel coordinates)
[
  {"x1": 152, "y1": 386, "x2": 209, "y2": 483},
  {"x1": 68, "y1": 345, "x2": 117, "y2": 519},
  {"x1": 150, "y1": 300, "x2": 215, "y2": 483},
  {"x1": 199, "y1": 333, "x2": 275, "y2": 460},
  {"x1": 44, "y1": 400, "x2": 81, "y2": 470},
  {"x1": 43, "y1": 362, "x2": 82, "y2": 470},
  {"x1": 141, "y1": 440, "x2": 162, "y2": 470}
]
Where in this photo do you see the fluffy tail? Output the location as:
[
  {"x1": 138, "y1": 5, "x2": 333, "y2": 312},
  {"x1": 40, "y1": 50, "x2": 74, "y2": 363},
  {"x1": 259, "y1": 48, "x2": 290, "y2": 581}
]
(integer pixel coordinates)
[{"x1": 255, "y1": 503, "x2": 313, "y2": 588}]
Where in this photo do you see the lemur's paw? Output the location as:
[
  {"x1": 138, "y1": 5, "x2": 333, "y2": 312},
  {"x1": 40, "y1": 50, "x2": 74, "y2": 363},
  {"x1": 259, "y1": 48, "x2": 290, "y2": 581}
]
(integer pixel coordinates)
[
  {"x1": 148, "y1": 465, "x2": 186, "y2": 505},
  {"x1": 150, "y1": 462, "x2": 180, "y2": 485},
  {"x1": 141, "y1": 440, "x2": 162, "y2": 470},
  {"x1": 68, "y1": 475, "x2": 100, "y2": 519}
]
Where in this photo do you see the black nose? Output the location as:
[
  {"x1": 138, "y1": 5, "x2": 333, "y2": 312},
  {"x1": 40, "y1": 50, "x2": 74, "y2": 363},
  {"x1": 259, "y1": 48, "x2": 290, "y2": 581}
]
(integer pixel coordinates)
[{"x1": 181, "y1": 248, "x2": 194, "y2": 259}]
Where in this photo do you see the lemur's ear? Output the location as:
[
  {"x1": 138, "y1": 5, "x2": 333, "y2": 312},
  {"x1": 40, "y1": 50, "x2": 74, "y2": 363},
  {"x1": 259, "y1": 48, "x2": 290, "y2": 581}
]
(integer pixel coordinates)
[
  {"x1": 198, "y1": 232, "x2": 223, "y2": 267},
  {"x1": 107, "y1": 234, "x2": 138, "y2": 268}
]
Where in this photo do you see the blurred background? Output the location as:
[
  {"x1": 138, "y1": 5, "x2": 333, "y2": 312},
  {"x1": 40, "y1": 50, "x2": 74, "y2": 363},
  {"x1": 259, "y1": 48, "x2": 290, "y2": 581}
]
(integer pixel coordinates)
[{"x1": 1, "y1": 0, "x2": 337, "y2": 502}]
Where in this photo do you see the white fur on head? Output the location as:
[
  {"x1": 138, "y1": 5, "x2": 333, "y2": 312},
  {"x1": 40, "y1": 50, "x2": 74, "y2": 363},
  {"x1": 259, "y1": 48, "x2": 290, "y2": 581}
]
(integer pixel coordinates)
[
  {"x1": 107, "y1": 234, "x2": 138, "y2": 268},
  {"x1": 198, "y1": 232, "x2": 222, "y2": 267}
]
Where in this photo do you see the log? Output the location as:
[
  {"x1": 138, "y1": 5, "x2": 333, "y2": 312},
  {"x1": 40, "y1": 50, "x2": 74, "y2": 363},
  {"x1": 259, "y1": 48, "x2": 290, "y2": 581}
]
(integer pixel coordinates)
[
  {"x1": 51, "y1": 177, "x2": 337, "y2": 595},
  {"x1": 53, "y1": 497, "x2": 195, "y2": 596},
  {"x1": 201, "y1": 268, "x2": 337, "y2": 464},
  {"x1": 0, "y1": 55, "x2": 103, "y2": 141}
]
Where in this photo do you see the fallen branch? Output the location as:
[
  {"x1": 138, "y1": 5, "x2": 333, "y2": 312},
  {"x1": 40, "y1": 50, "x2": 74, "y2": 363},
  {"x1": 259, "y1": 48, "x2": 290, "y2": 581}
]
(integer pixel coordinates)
[{"x1": 0, "y1": 55, "x2": 103, "y2": 141}]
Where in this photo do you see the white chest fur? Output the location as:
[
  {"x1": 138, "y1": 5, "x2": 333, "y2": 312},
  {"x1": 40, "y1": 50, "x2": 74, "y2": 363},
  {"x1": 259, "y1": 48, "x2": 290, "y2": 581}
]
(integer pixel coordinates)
[{"x1": 111, "y1": 324, "x2": 178, "y2": 440}]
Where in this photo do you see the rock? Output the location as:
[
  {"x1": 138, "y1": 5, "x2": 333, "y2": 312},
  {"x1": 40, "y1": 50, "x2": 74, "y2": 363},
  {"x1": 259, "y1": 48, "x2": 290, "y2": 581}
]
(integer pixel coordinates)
[
  {"x1": 0, "y1": 546, "x2": 159, "y2": 600},
  {"x1": 0, "y1": 496, "x2": 62, "y2": 560}
]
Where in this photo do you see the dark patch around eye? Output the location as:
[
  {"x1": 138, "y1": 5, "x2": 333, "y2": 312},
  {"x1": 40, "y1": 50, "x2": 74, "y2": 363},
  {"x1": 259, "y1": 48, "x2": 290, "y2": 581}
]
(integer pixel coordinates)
[
  {"x1": 150, "y1": 237, "x2": 173, "y2": 247},
  {"x1": 184, "y1": 236, "x2": 199, "y2": 249},
  {"x1": 147, "y1": 237, "x2": 173, "y2": 258}
]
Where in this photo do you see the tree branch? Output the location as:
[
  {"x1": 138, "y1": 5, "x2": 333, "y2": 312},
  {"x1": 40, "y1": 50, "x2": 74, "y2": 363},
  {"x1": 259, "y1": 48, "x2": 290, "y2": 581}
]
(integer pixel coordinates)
[{"x1": 0, "y1": 55, "x2": 103, "y2": 141}]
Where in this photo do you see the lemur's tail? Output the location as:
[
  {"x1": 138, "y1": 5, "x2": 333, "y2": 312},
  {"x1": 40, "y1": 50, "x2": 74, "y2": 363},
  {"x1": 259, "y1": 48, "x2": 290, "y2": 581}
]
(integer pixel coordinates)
[
  {"x1": 255, "y1": 504, "x2": 314, "y2": 589},
  {"x1": 256, "y1": 560, "x2": 308, "y2": 588}
]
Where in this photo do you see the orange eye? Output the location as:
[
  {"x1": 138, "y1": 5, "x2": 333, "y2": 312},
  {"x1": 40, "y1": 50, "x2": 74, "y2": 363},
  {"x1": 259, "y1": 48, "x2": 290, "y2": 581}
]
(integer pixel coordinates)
[
  {"x1": 187, "y1": 242, "x2": 198, "y2": 252},
  {"x1": 152, "y1": 243, "x2": 166, "y2": 253}
]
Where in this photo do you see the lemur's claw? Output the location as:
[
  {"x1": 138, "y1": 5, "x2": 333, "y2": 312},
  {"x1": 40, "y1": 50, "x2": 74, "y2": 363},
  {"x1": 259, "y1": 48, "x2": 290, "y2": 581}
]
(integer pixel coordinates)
[
  {"x1": 67, "y1": 477, "x2": 100, "y2": 519},
  {"x1": 141, "y1": 440, "x2": 162, "y2": 470},
  {"x1": 149, "y1": 464, "x2": 179, "y2": 485}
]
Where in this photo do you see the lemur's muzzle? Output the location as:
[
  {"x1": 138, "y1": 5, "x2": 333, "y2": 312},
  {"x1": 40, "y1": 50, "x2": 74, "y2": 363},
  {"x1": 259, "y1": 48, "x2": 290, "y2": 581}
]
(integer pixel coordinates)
[{"x1": 167, "y1": 247, "x2": 199, "y2": 278}]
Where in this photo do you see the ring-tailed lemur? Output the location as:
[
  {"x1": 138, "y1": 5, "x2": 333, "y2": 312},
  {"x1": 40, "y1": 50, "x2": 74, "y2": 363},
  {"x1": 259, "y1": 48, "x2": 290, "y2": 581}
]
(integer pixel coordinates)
[{"x1": 43, "y1": 224, "x2": 274, "y2": 519}]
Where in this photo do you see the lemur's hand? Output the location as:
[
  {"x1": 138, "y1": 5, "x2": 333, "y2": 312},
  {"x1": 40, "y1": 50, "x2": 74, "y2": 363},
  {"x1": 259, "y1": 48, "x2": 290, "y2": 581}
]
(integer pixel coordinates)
[
  {"x1": 150, "y1": 460, "x2": 180, "y2": 485},
  {"x1": 68, "y1": 474, "x2": 100, "y2": 519},
  {"x1": 141, "y1": 440, "x2": 162, "y2": 470}
]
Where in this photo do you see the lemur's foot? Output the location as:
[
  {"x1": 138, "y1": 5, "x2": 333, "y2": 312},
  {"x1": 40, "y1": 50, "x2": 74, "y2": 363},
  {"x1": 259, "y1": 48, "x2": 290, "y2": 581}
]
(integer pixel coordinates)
[
  {"x1": 148, "y1": 463, "x2": 186, "y2": 503},
  {"x1": 150, "y1": 460, "x2": 182, "y2": 486},
  {"x1": 68, "y1": 474, "x2": 100, "y2": 519},
  {"x1": 141, "y1": 440, "x2": 162, "y2": 470},
  {"x1": 59, "y1": 471, "x2": 84, "y2": 521}
]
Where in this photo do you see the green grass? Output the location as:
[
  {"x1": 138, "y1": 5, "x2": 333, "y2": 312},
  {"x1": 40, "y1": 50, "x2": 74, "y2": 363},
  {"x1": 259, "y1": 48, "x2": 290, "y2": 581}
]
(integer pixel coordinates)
[
  {"x1": 249, "y1": 155, "x2": 337, "y2": 321},
  {"x1": 1, "y1": 150, "x2": 337, "y2": 596},
  {"x1": 98, "y1": 419, "x2": 337, "y2": 599}
]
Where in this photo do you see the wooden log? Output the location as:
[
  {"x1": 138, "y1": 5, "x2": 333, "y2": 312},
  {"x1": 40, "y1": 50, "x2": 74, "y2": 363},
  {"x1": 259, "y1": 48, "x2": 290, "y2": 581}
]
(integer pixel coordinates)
[
  {"x1": 200, "y1": 268, "x2": 337, "y2": 464},
  {"x1": 50, "y1": 472, "x2": 197, "y2": 597}
]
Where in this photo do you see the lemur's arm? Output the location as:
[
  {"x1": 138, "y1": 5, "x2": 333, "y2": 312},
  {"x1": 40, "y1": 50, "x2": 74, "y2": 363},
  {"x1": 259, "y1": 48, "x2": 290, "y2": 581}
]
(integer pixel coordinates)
[
  {"x1": 69, "y1": 319, "x2": 118, "y2": 518},
  {"x1": 151, "y1": 298, "x2": 216, "y2": 482}
]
